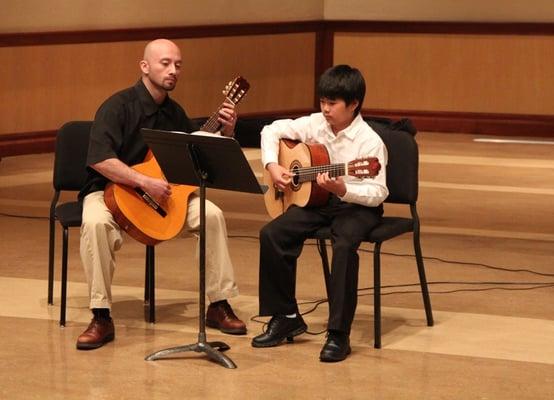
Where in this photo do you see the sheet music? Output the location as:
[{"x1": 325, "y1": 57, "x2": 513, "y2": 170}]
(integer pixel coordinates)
[
  {"x1": 166, "y1": 130, "x2": 232, "y2": 139},
  {"x1": 190, "y1": 130, "x2": 230, "y2": 139}
]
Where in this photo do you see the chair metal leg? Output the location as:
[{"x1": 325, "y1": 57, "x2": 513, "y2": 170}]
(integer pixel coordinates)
[
  {"x1": 146, "y1": 245, "x2": 155, "y2": 323},
  {"x1": 413, "y1": 230, "x2": 434, "y2": 327},
  {"x1": 317, "y1": 239, "x2": 331, "y2": 299},
  {"x1": 373, "y1": 242, "x2": 382, "y2": 349},
  {"x1": 48, "y1": 192, "x2": 60, "y2": 305},
  {"x1": 144, "y1": 246, "x2": 150, "y2": 303},
  {"x1": 48, "y1": 216, "x2": 55, "y2": 305},
  {"x1": 60, "y1": 227, "x2": 69, "y2": 327}
]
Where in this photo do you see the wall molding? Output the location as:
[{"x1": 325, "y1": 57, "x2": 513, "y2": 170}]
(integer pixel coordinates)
[
  {"x1": 0, "y1": 21, "x2": 325, "y2": 47},
  {"x1": 2, "y1": 109, "x2": 552, "y2": 157},
  {"x1": 3, "y1": 20, "x2": 554, "y2": 48},
  {"x1": 325, "y1": 20, "x2": 554, "y2": 35},
  {"x1": 363, "y1": 109, "x2": 554, "y2": 137},
  {"x1": 0, "y1": 130, "x2": 57, "y2": 158}
]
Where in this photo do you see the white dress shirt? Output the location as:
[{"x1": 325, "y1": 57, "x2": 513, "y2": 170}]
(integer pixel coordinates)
[{"x1": 260, "y1": 112, "x2": 389, "y2": 207}]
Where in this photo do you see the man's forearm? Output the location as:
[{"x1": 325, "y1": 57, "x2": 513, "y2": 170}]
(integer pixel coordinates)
[{"x1": 91, "y1": 158, "x2": 147, "y2": 189}]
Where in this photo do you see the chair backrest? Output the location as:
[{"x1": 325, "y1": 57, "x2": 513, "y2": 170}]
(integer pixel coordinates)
[
  {"x1": 53, "y1": 121, "x2": 93, "y2": 191},
  {"x1": 366, "y1": 120, "x2": 419, "y2": 205}
]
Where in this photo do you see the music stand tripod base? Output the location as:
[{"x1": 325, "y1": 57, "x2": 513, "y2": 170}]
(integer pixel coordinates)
[{"x1": 145, "y1": 333, "x2": 236, "y2": 369}]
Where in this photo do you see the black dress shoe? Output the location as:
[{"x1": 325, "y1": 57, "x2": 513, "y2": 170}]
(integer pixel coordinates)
[
  {"x1": 319, "y1": 330, "x2": 351, "y2": 362},
  {"x1": 251, "y1": 315, "x2": 307, "y2": 348}
]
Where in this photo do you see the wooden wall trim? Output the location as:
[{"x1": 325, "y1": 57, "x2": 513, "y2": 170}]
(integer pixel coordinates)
[
  {"x1": 314, "y1": 27, "x2": 334, "y2": 107},
  {"x1": 3, "y1": 20, "x2": 554, "y2": 48},
  {"x1": 326, "y1": 20, "x2": 554, "y2": 35},
  {"x1": 363, "y1": 109, "x2": 554, "y2": 136},
  {"x1": 0, "y1": 21, "x2": 325, "y2": 47},
  {"x1": 2, "y1": 110, "x2": 552, "y2": 157},
  {"x1": 0, "y1": 130, "x2": 57, "y2": 158},
  {"x1": 0, "y1": 110, "x2": 314, "y2": 157}
]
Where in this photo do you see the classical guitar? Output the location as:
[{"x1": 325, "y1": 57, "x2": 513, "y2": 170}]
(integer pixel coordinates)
[
  {"x1": 263, "y1": 139, "x2": 381, "y2": 218},
  {"x1": 104, "y1": 76, "x2": 250, "y2": 246}
]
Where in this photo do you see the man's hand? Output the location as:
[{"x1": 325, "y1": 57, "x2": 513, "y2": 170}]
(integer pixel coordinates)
[
  {"x1": 267, "y1": 163, "x2": 293, "y2": 191},
  {"x1": 218, "y1": 101, "x2": 237, "y2": 137},
  {"x1": 316, "y1": 172, "x2": 346, "y2": 197},
  {"x1": 141, "y1": 176, "x2": 172, "y2": 206},
  {"x1": 92, "y1": 157, "x2": 172, "y2": 206}
]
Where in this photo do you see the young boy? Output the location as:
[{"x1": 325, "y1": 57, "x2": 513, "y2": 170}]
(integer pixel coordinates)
[{"x1": 252, "y1": 65, "x2": 389, "y2": 362}]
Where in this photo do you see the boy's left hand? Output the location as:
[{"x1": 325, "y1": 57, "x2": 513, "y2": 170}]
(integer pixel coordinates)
[{"x1": 316, "y1": 172, "x2": 346, "y2": 197}]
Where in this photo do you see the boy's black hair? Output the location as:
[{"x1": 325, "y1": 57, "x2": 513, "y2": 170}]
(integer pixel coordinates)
[{"x1": 317, "y1": 64, "x2": 366, "y2": 115}]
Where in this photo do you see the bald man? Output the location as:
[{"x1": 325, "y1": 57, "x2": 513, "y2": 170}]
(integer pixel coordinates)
[{"x1": 76, "y1": 39, "x2": 246, "y2": 350}]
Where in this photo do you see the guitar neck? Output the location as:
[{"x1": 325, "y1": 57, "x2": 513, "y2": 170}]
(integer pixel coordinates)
[
  {"x1": 199, "y1": 110, "x2": 221, "y2": 133},
  {"x1": 294, "y1": 163, "x2": 348, "y2": 183},
  {"x1": 199, "y1": 97, "x2": 235, "y2": 133}
]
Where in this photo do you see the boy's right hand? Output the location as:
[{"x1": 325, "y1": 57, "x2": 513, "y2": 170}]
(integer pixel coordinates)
[{"x1": 267, "y1": 163, "x2": 293, "y2": 191}]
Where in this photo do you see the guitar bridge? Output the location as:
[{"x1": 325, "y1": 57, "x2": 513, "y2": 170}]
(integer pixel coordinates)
[
  {"x1": 274, "y1": 185, "x2": 284, "y2": 201},
  {"x1": 134, "y1": 188, "x2": 167, "y2": 217}
]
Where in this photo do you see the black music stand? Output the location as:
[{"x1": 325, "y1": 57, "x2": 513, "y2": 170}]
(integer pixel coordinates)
[{"x1": 141, "y1": 128, "x2": 264, "y2": 369}]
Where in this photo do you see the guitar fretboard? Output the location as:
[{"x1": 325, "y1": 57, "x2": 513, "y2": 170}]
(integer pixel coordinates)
[
  {"x1": 294, "y1": 163, "x2": 348, "y2": 183},
  {"x1": 199, "y1": 109, "x2": 223, "y2": 133},
  {"x1": 199, "y1": 95, "x2": 242, "y2": 133}
]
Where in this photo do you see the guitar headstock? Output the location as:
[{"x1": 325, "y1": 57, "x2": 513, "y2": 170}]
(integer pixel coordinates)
[
  {"x1": 223, "y1": 76, "x2": 250, "y2": 106},
  {"x1": 347, "y1": 157, "x2": 381, "y2": 178}
]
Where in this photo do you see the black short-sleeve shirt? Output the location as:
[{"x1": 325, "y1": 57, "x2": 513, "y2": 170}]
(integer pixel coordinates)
[{"x1": 79, "y1": 79, "x2": 198, "y2": 198}]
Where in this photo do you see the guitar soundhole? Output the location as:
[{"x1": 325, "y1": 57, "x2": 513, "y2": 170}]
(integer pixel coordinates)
[{"x1": 290, "y1": 162, "x2": 301, "y2": 191}]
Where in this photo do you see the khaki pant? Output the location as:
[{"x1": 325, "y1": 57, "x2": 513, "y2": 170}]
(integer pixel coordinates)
[{"x1": 80, "y1": 190, "x2": 239, "y2": 309}]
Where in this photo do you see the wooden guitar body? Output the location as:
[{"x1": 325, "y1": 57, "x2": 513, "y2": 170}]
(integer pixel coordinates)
[
  {"x1": 264, "y1": 140, "x2": 331, "y2": 219},
  {"x1": 104, "y1": 152, "x2": 197, "y2": 246}
]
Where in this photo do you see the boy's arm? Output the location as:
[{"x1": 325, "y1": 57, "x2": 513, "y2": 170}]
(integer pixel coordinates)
[
  {"x1": 260, "y1": 116, "x2": 313, "y2": 168},
  {"x1": 339, "y1": 139, "x2": 389, "y2": 207}
]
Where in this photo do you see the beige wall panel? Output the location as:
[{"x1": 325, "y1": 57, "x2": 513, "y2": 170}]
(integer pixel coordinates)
[
  {"x1": 325, "y1": 0, "x2": 554, "y2": 22},
  {"x1": 2, "y1": 0, "x2": 322, "y2": 33},
  {"x1": 0, "y1": 33, "x2": 315, "y2": 134},
  {"x1": 334, "y1": 33, "x2": 554, "y2": 115}
]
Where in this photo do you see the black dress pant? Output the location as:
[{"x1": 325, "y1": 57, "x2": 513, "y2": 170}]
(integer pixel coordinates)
[{"x1": 258, "y1": 196, "x2": 382, "y2": 333}]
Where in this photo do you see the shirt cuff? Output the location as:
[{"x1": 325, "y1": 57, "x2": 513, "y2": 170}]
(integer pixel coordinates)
[{"x1": 338, "y1": 183, "x2": 355, "y2": 203}]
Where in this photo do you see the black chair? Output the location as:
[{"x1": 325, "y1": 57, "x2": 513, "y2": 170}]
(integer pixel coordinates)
[
  {"x1": 311, "y1": 121, "x2": 433, "y2": 348},
  {"x1": 47, "y1": 121, "x2": 156, "y2": 326}
]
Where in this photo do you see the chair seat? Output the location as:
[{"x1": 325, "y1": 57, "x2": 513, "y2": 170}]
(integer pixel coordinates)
[
  {"x1": 311, "y1": 216, "x2": 414, "y2": 243},
  {"x1": 368, "y1": 217, "x2": 413, "y2": 242},
  {"x1": 55, "y1": 201, "x2": 83, "y2": 227}
]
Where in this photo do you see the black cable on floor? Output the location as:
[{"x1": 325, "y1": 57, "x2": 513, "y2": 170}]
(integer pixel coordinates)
[
  {"x1": 228, "y1": 233, "x2": 554, "y2": 278},
  {"x1": 250, "y1": 282, "x2": 554, "y2": 335},
  {"x1": 0, "y1": 212, "x2": 48, "y2": 220}
]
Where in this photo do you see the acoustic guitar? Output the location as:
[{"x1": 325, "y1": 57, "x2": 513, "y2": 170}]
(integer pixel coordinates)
[
  {"x1": 263, "y1": 139, "x2": 381, "y2": 218},
  {"x1": 104, "y1": 76, "x2": 250, "y2": 246}
]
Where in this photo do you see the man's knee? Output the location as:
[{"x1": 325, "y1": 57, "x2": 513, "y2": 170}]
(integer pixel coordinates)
[{"x1": 205, "y1": 202, "x2": 225, "y2": 225}]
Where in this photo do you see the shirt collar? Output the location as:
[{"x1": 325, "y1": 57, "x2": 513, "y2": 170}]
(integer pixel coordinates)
[
  {"x1": 133, "y1": 79, "x2": 171, "y2": 117},
  {"x1": 323, "y1": 113, "x2": 364, "y2": 140}
]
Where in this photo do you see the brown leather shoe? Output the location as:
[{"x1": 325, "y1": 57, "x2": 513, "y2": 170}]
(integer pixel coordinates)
[
  {"x1": 76, "y1": 318, "x2": 115, "y2": 350},
  {"x1": 206, "y1": 301, "x2": 247, "y2": 335}
]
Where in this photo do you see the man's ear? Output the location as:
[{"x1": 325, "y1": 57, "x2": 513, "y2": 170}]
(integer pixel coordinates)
[{"x1": 139, "y1": 60, "x2": 149, "y2": 74}]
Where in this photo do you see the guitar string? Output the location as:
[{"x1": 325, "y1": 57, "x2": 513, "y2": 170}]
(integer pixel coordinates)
[
  {"x1": 292, "y1": 164, "x2": 346, "y2": 182},
  {"x1": 200, "y1": 96, "x2": 238, "y2": 132},
  {"x1": 292, "y1": 160, "x2": 376, "y2": 182}
]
